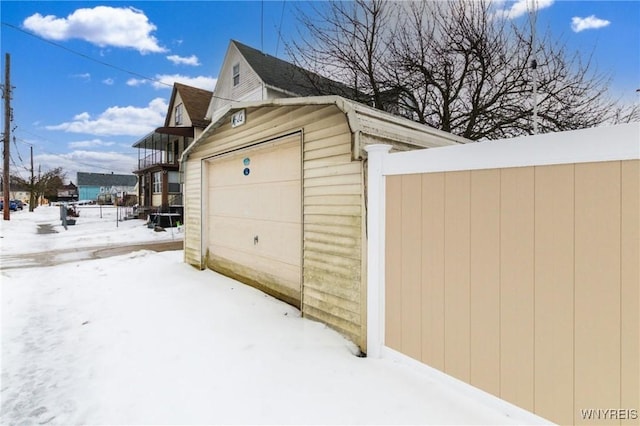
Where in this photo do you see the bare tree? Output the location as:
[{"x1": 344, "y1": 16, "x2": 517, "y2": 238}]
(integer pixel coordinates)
[
  {"x1": 12, "y1": 167, "x2": 66, "y2": 211},
  {"x1": 291, "y1": 0, "x2": 638, "y2": 140},
  {"x1": 289, "y1": 0, "x2": 395, "y2": 108}
]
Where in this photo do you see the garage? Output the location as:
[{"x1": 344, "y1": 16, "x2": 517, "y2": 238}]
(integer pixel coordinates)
[
  {"x1": 182, "y1": 96, "x2": 467, "y2": 350},
  {"x1": 205, "y1": 133, "x2": 302, "y2": 307}
]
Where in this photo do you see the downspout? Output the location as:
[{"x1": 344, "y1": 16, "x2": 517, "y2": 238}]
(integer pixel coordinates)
[{"x1": 335, "y1": 97, "x2": 363, "y2": 160}]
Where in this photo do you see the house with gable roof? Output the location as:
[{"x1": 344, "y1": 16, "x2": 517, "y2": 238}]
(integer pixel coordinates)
[
  {"x1": 207, "y1": 39, "x2": 364, "y2": 116},
  {"x1": 77, "y1": 172, "x2": 137, "y2": 204},
  {"x1": 132, "y1": 82, "x2": 213, "y2": 219}
]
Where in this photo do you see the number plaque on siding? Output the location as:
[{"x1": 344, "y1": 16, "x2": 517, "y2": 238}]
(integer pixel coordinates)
[{"x1": 231, "y1": 109, "x2": 246, "y2": 128}]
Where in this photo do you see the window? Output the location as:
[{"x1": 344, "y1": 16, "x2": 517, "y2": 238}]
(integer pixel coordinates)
[
  {"x1": 232, "y1": 63, "x2": 240, "y2": 87},
  {"x1": 168, "y1": 171, "x2": 180, "y2": 193},
  {"x1": 168, "y1": 140, "x2": 179, "y2": 163},
  {"x1": 175, "y1": 104, "x2": 183, "y2": 125},
  {"x1": 153, "y1": 172, "x2": 162, "y2": 193}
]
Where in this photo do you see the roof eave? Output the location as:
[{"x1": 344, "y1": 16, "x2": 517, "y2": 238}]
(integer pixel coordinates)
[{"x1": 180, "y1": 95, "x2": 471, "y2": 161}]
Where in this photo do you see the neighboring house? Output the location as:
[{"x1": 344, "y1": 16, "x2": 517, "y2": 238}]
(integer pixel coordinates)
[
  {"x1": 57, "y1": 182, "x2": 78, "y2": 202},
  {"x1": 11, "y1": 190, "x2": 31, "y2": 204},
  {"x1": 132, "y1": 83, "x2": 213, "y2": 219},
  {"x1": 182, "y1": 96, "x2": 468, "y2": 351},
  {"x1": 207, "y1": 39, "x2": 364, "y2": 116},
  {"x1": 77, "y1": 172, "x2": 137, "y2": 204},
  {"x1": 1, "y1": 177, "x2": 30, "y2": 204}
]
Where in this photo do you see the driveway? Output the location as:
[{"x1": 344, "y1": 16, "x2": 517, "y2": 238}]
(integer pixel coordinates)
[{"x1": 0, "y1": 240, "x2": 183, "y2": 270}]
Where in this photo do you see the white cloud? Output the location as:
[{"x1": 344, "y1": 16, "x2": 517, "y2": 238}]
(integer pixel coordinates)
[
  {"x1": 126, "y1": 78, "x2": 146, "y2": 87},
  {"x1": 494, "y1": 0, "x2": 554, "y2": 19},
  {"x1": 167, "y1": 54, "x2": 201, "y2": 66},
  {"x1": 68, "y1": 139, "x2": 115, "y2": 149},
  {"x1": 71, "y1": 73, "x2": 91, "y2": 81},
  {"x1": 127, "y1": 74, "x2": 216, "y2": 91},
  {"x1": 571, "y1": 15, "x2": 611, "y2": 32},
  {"x1": 46, "y1": 98, "x2": 168, "y2": 137},
  {"x1": 103, "y1": 78, "x2": 115, "y2": 85},
  {"x1": 35, "y1": 150, "x2": 138, "y2": 179},
  {"x1": 23, "y1": 6, "x2": 166, "y2": 54}
]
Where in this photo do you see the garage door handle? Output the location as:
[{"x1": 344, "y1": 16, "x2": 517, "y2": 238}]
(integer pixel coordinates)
[{"x1": 254, "y1": 235, "x2": 259, "y2": 245}]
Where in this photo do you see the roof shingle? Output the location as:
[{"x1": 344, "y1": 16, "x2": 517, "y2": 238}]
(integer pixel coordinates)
[
  {"x1": 77, "y1": 172, "x2": 137, "y2": 187},
  {"x1": 167, "y1": 83, "x2": 213, "y2": 128},
  {"x1": 233, "y1": 40, "x2": 362, "y2": 100}
]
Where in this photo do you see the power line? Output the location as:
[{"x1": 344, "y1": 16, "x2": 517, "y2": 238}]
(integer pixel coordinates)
[
  {"x1": 13, "y1": 134, "x2": 135, "y2": 173},
  {"x1": 1, "y1": 21, "x2": 172, "y2": 89},
  {"x1": 275, "y1": 1, "x2": 287, "y2": 57},
  {"x1": 1, "y1": 21, "x2": 234, "y2": 101},
  {"x1": 9, "y1": 153, "x2": 30, "y2": 178},
  {"x1": 12, "y1": 135, "x2": 24, "y2": 164}
]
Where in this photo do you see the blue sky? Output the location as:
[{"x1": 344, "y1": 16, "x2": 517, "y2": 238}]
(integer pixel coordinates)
[{"x1": 1, "y1": 1, "x2": 638, "y2": 182}]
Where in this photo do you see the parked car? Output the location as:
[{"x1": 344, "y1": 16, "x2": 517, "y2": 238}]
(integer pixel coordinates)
[
  {"x1": 0, "y1": 200, "x2": 18, "y2": 211},
  {"x1": 12, "y1": 200, "x2": 23, "y2": 210}
]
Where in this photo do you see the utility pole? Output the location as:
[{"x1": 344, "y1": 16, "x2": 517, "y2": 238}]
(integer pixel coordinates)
[
  {"x1": 529, "y1": 0, "x2": 539, "y2": 135},
  {"x1": 3, "y1": 53, "x2": 11, "y2": 221},
  {"x1": 30, "y1": 145, "x2": 35, "y2": 212}
]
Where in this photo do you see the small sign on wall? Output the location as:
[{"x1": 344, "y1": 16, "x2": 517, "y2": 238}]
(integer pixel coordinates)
[
  {"x1": 231, "y1": 109, "x2": 246, "y2": 128},
  {"x1": 243, "y1": 157, "x2": 250, "y2": 176}
]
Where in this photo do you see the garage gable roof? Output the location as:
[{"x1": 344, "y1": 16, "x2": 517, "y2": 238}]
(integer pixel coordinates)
[{"x1": 182, "y1": 96, "x2": 470, "y2": 162}]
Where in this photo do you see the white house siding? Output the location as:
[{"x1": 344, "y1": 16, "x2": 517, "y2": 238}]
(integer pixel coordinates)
[
  {"x1": 185, "y1": 103, "x2": 367, "y2": 348},
  {"x1": 208, "y1": 45, "x2": 264, "y2": 115}
]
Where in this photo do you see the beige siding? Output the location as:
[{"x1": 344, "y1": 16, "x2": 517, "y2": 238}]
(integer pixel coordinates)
[
  {"x1": 186, "y1": 104, "x2": 366, "y2": 348},
  {"x1": 169, "y1": 91, "x2": 193, "y2": 127},
  {"x1": 621, "y1": 160, "x2": 640, "y2": 421},
  {"x1": 534, "y1": 164, "x2": 575, "y2": 425},
  {"x1": 384, "y1": 176, "x2": 402, "y2": 351},
  {"x1": 420, "y1": 173, "x2": 445, "y2": 371},
  {"x1": 443, "y1": 171, "x2": 471, "y2": 382},
  {"x1": 184, "y1": 159, "x2": 203, "y2": 267},
  {"x1": 469, "y1": 169, "x2": 500, "y2": 397},
  {"x1": 574, "y1": 162, "x2": 621, "y2": 425},
  {"x1": 151, "y1": 194, "x2": 163, "y2": 208},
  {"x1": 301, "y1": 108, "x2": 365, "y2": 347},
  {"x1": 385, "y1": 160, "x2": 640, "y2": 425},
  {"x1": 500, "y1": 167, "x2": 535, "y2": 412}
]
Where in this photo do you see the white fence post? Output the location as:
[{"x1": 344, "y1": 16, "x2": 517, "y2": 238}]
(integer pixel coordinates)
[{"x1": 365, "y1": 144, "x2": 391, "y2": 358}]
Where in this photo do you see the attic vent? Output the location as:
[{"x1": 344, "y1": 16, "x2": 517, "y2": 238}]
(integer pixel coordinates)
[{"x1": 232, "y1": 63, "x2": 240, "y2": 87}]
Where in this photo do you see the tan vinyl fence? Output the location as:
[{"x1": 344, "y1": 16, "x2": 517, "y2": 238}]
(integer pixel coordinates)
[{"x1": 365, "y1": 124, "x2": 639, "y2": 425}]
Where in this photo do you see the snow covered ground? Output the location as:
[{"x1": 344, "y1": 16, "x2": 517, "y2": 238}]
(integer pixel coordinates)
[{"x1": 1, "y1": 206, "x2": 545, "y2": 425}]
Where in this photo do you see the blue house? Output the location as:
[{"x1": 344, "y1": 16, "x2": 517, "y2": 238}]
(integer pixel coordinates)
[{"x1": 77, "y1": 172, "x2": 137, "y2": 204}]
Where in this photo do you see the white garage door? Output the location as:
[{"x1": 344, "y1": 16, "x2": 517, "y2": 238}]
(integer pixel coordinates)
[{"x1": 206, "y1": 134, "x2": 302, "y2": 306}]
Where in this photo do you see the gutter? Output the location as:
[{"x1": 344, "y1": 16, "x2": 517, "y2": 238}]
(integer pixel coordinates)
[{"x1": 179, "y1": 94, "x2": 471, "y2": 164}]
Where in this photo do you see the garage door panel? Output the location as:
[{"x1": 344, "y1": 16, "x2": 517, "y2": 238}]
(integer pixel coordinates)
[
  {"x1": 206, "y1": 134, "x2": 302, "y2": 304},
  {"x1": 209, "y1": 181, "x2": 300, "y2": 223},
  {"x1": 208, "y1": 139, "x2": 300, "y2": 187},
  {"x1": 209, "y1": 215, "x2": 301, "y2": 267},
  {"x1": 209, "y1": 244, "x2": 301, "y2": 289}
]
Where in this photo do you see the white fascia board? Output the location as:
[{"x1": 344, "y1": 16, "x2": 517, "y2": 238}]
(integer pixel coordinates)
[{"x1": 383, "y1": 123, "x2": 640, "y2": 176}]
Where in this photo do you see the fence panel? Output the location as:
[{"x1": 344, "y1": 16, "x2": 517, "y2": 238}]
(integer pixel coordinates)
[{"x1": 367, "y1": 123, "x2": 640, "y2": 425}]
